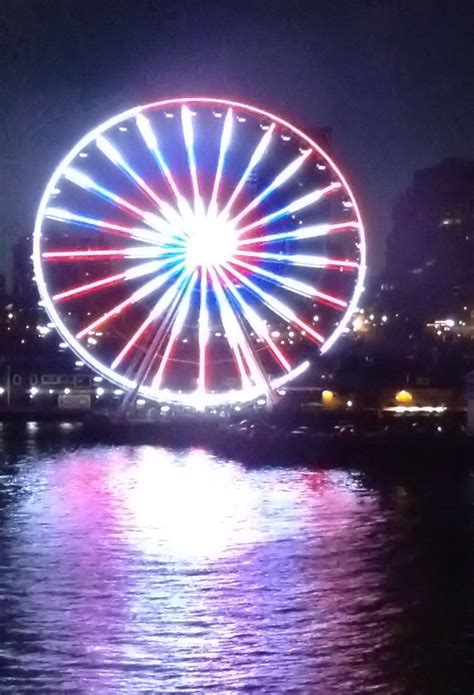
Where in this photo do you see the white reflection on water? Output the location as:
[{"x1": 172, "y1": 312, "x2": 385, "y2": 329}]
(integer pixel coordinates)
[{"x1": 108, "y1": 446, "x2": 308, "y2": 561}]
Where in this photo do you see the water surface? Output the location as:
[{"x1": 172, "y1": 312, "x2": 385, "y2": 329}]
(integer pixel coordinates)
[{"x1": 0, "y1": 423, "x2": 472, "y2": 693}]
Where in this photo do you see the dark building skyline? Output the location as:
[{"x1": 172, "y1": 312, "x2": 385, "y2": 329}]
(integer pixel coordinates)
[
  {"x1": 384, "y1": 158, "x2": 474, "y2": 317},
  {"x1": 11, "y1": 234, "x2": 37, "y2": 309}
]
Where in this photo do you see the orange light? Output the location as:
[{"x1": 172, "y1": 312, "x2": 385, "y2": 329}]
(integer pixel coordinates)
[
  {"x1": 395, "y1": 389, "x2": 413, "y2": 404},
  {"x1": 322, "y1": 389, "x2": 334, "y2": 405}
]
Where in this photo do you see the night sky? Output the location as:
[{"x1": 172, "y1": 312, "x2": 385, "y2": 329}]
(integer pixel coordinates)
[{"x1": 1, "y1": 0, "x2": 473, "y2": 276}]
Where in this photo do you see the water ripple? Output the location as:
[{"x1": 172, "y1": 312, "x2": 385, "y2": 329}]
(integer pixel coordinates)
[{"x1": 0, "y1": 431, "x2": 472, "y2": 693}]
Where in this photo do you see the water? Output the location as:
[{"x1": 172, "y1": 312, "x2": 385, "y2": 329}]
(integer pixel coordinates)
[{"x1": 0, "y1": 423, "x2": 472, "y2": 693}]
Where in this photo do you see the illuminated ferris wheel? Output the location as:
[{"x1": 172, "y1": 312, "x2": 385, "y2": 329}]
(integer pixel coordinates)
[{"x1": 33, "y1": 97, "x2": 365, "y2": 408}]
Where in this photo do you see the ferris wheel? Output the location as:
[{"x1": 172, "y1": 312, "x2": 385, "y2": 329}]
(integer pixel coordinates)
[{"x1": 33, "y1": 97, "x2": 366, "y2": 408}]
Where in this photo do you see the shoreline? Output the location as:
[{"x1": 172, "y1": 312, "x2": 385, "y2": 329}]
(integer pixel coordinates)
[{"x1": 1, "y1": 411, "x2": 473, "y2": 469}]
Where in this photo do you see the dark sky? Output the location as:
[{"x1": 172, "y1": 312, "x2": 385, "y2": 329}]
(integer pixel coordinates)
[{"x1": 1, "y1": 0, "x2": 473, "y2": 276}]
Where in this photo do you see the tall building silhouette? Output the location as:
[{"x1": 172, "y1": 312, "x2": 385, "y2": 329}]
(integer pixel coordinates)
[{"x1": 384, "y1": 158, "x2": 474, "y2": 316}]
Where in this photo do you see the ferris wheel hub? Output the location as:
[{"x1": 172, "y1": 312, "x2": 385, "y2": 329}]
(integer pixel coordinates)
[{"x1": 185, "y1": 215, "x2": 238, "y2": 270}]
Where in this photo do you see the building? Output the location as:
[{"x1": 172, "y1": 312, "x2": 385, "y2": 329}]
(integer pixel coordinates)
[
  {"x1": 11, "y1": 234, "x2": 37, "y2": 309},
  {"x1": 384, "y1": 158, "x2": 474, "y2": 317}
]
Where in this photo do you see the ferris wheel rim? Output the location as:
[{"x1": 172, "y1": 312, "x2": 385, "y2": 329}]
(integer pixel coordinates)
[{"x1": 33, "y1": 96, "x2": 366, "y2": 407}]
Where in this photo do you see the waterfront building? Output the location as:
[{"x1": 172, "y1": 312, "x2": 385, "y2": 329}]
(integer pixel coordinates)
[{"x1": 383, "y1": 158, "x2": 474, "y2": 318}]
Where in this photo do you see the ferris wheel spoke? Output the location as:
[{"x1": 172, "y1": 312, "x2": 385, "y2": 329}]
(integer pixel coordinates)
[
  {"x1": 42, "y1": 246, "x2": 168, "y2": 262},
  {"x1": 95, "y1": 136, "x2": 186, "y2": 233},
  {"x1": 208, "y1": 108, "x2": 234, "y2": 219},
  {"x1": 235, "y1": 249, "x2": 359, "y2": 271},
  {"x1": 230, "y1": 150, "x2": 310, "y2": 226},
  {"x1": 151, "y1": 271, "x2": 199, "y2": 390},
  {"x1": 53, "y1": 273, "x2": 126, "y2": 302},
  {"x1": 52, "y1": 257, "x2": 179, "y2": 303},
  {"x1": 229, "y1": 255, "x2": 313, "y2": 298},
  {"x1": 111, "y1": 268, "x2": 193, "y2": 370},
  {"x1": 211, "y1": 279, "x2": 250, "y2": 389},
  {"x1": 123, "y1": 282, "x2": 187, "y2": 389},
  {"x1": 208, "y1": 265, "x2": 268, "y2": 391},
  {"x1": 44, "y1": 208, "x2": 170, "y2": 246},
  {"x1": 64, "y1": 168, "x2": 179, "y2": 239},
  {"x1": 215, "y1": 265, "x2": 291, "y2": 373},
  {"x1": 236, "y1": 182, "x2": 342, "y2": 236},
  {"x1": 237, "y1": 221, "x2": 360, "y2": 247},
  {"x1": 229, "y1": 256, "x2": 347, "y2": 309},
  {"x1": 197, "y1": 267, "x2": 209, "y2": 396},
  {"x1": 75, "y1": 260, "x2": 186, "y2": 339},
  {"x1": 218, "y1": 124, "x2": 275, "y2": 221},
  {"x1": 223, "y1": 262, "x2": 325, "y2": 344},
  {"x1": 136, "y1": 113, "x2": 193, "y2": 220},
  {"x1": 181, "y1": 106, "x2": 204, "y2": 217}
]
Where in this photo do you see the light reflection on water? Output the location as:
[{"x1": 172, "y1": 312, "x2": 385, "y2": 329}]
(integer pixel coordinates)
[{"x1": 0, "y1": 428, "x2": 472, "y2": 693}]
